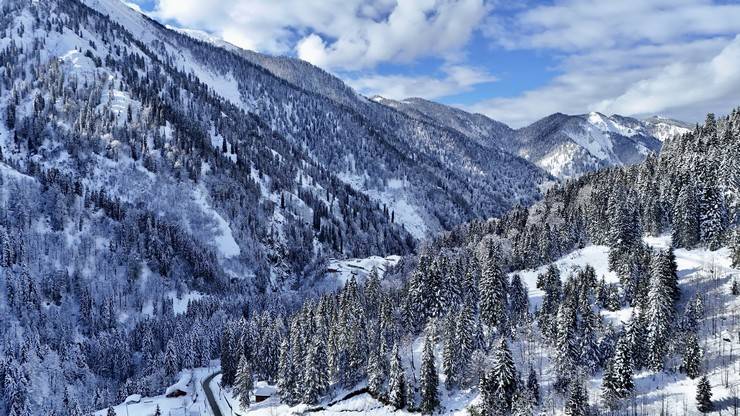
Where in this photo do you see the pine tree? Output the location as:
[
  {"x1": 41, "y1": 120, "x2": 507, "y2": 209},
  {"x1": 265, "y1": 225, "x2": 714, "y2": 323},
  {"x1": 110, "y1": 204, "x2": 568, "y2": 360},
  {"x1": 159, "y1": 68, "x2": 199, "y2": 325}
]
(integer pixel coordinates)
[
  {"x1": 303, "y1": 337, "x2": 329, "y2": 404},
  {"x1": 442, "y1": 315, "x2": 459, "y2": 389},
  {"x1": 479, "y1": 246, "x2": 508, "y2": 334},
  {"x1": 646, "y1": 259, "x2": 674, "y2": 372},
  {"x1": 482, "y1": 338, "x2": 517, "y2": 414},
  {"x1": 564, "y1": 377, "x2": 590, "y2": 416},
  {"x1": 672, "y1": 183, "x2": 700, "y2": 248},
  {"x1": 601, "y1": 336, "x2": 633, "y2": 409},
  {"x1": 699, "y1": 184, "x2": 727, "y2": 250},
  {"x1": 681, "y1": 333, "x2": 703, "y2": 379},
  {"x1": 509, "y1": 274, "x2": 529, "y2": 330},
  {"x1": 153, "y1": 404, "x2": 162, "y2": 416},
  {"x1": 554, "y1": 303, "x2": 577, "y2": 388},
  {"x1": 164, "y1": 340, "x2": 179, "y2": 379},
  {"x1": 277, "y1": 338, "x2": 297, "y2": 404},
  {"x1": 367, "y1": 345, "x2": 386, "y2": 399},
  {"x1": 456, "y1": 304, "x2": 475, "y2": 385},
  {"x1": 526, "y1": 367, "x2": 540, "y2": 405},
  {"x1": 388, "y1": 343, "x2": 407, "y2": 410},
  {"x1": 537, "y1": 265, "x2": 561, "y2": 339},
  {"x1": 106, "y1": 407, "x2": 116, "y2": 416},
  {"x1": 234, "y1": 355, "x2": 254, "y2": 409},
  {"x1": 696, "y1": 375, "x2": 713, "y2": 413},
  {"x1": 420, "y1": 334, "x2": 440, "y2": 414}
]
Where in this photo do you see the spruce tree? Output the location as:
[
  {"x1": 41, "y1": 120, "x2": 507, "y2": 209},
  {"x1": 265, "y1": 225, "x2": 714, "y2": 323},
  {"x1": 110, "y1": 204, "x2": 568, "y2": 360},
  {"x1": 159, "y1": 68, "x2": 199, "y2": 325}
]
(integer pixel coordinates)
[
  {"x1": 601, "y1": 336, "x2": 633, "y2": 409},
  {"x1": 234, "y1": 355, "x2": 254, "y2": 409},
  {"x1": 302, "y1": 337, "x2": 329, "y2": 404},
  {"x1": 564, "y1": 377, "x2": 590, "y2": 416},
  {"x1": 388, "y1": 343, "x2": 407, "y2": 410},
  {"x1": 488, "y1": 337, "x2": 517, "y2": 413},
  {"x1": 420, "y1": 334, "x2": 440, "y2": 414},
  {"x1": 526, "y1": 367, "x2": 540, "y2": 405},
  {"x1": 153, "y1": 405, "x2": 162, "y2": 416},
  {"x1": 442, "y1": 316, "x2": 459, "y2": 389},
  {"x1": 367, "y1": 346, "x2": 386, "y2": 399},
  {"x1": 646, "y1": 260, "x2": 674, "y2": 372},
  {"x1": 479, "y1": 246, "x2": 508, "y2": 334},
  {"x1": 106, "y1": 407, "x2": 116, "y2": 416},
  {"x1": 672, "y1": 183, "x2": 700, "y2": 248},
  {"x1": 509, "y1": 274, "x2": 529, "y2": 330},
  {"x1": 696, "y1": 375, "x2": 713, "y2": 413},
  {"x1": 681, "y1": 333, "x2": 703, "y2": 379}
]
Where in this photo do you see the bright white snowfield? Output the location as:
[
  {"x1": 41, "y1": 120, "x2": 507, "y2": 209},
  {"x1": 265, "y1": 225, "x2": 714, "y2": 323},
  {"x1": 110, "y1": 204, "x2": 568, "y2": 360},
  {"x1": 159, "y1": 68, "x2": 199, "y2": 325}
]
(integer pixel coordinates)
[{"x1": 97, "y1": 236, "x2": 740, "y2": 416}]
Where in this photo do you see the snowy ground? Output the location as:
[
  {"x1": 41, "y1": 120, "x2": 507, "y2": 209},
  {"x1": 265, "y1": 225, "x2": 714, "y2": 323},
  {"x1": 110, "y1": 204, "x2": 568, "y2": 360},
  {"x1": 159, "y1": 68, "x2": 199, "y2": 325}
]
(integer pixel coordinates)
[
  {"x1": 327, "y1": 255, "x2": 402, "y2": 286},
  {"x1": 94, "y1": 366, "x2": 219, "y2": 416},
  {"x1": 338, "y1": 174, "x2": 431, "y2": 239}
]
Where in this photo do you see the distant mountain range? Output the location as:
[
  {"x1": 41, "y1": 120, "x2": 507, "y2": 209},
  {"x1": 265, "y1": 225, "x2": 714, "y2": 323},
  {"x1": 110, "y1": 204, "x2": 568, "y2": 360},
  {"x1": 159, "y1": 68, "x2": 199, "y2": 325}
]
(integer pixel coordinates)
[{"x1": 370, "y1": 97, "x2": 691, "y2": 178}]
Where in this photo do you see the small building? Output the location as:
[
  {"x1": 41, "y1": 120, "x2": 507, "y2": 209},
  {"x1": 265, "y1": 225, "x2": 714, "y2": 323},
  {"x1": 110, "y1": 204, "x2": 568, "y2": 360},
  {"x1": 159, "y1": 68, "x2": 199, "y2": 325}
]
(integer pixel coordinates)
[{"x1": 254, "y1": 385, "x2": 276, "y2": 403}]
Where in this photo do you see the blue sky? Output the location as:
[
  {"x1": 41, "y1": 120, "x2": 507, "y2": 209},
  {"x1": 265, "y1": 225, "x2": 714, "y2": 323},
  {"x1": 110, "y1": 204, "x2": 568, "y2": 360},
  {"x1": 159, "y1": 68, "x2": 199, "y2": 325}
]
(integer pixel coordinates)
[{"x1": 126, "y1": 0, "x2": 740, "y2": 127}]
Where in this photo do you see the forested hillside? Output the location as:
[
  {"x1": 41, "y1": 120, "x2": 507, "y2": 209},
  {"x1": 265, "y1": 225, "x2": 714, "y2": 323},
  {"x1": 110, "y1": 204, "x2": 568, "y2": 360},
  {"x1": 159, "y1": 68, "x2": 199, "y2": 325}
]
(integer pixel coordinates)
[{"x1": 209, "y1": 109, "x2": 739, "y2": 415}]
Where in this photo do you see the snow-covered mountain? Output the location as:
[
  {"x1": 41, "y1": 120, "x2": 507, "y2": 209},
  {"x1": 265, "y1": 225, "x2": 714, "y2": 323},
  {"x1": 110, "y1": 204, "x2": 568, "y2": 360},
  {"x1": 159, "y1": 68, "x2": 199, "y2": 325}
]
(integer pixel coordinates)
[
  {"x1": 370, "y1": 96, "x2": 514, "y2": 149},
  {"x1": 641, "y1": 115, "x2": 693, "y2": 141},
  {"x1": 369, "y1": 97, "x2": 689, "y2": 179},
  {"x1": 511, "y1": 112, "x2": 666, "y2": 178}
]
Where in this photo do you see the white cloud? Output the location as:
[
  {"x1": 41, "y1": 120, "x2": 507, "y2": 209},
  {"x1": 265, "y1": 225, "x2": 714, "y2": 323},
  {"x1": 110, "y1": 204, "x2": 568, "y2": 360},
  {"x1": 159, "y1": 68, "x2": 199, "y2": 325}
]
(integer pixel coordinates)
[
  {"x1": 148, "y1": 0, "x2": 488, "y2": 71},
  {"x1": 475, "y1": 0, "x2": 740, "y2": 127},
  {"x1": 348, "y1": 65, "x2": 497, "y2": 100}
]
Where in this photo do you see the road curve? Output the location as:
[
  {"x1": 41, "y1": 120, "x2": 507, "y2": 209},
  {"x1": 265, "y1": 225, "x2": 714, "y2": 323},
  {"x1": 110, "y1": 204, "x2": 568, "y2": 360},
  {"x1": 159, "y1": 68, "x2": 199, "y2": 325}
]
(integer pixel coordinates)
[{"x1": 203, "y1": 371, "x2": 224, "y2": 416}]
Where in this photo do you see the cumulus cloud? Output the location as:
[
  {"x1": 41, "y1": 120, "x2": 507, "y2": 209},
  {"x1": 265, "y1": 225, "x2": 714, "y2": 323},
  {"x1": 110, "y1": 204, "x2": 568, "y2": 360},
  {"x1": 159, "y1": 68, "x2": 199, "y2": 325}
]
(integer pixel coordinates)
[
  {"x1": 148, "y1": 0, "x2": 487, "y2": 71},
  {"x1": 476, "y1": 0, "x2": 740, "y2": 127},
  {"x1": 348, "y1": 65, "x2": 497, "y2": 100}
]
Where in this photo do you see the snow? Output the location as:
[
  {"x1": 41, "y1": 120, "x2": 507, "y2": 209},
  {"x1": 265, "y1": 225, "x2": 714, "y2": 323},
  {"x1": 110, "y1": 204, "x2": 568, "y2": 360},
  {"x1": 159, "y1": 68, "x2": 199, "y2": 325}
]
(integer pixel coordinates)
[
  {"x1": 169, "y1": 290, "x2": 204, "y2": 315},
  {"x1": 165, "y1": 372, "x2": 193, "y2": 396},
  {"x1": 94, "y1": 366, "x2": 217, "y2": 416},
  {"x1": 339, "y1": 174, "x2": 429, "y2": 239},
  {"x1": 192, "y1": 188, "x2": 241, "y2": 258},
  {"x1": 512, "y1": 235, "x2": 740, "y2": 415},
  {"x1": 327, "y1": 255, "x2": 402, "y2": 285},
  {"x1": 513, "y1": 244, "x2": 616, "y2": 307}
]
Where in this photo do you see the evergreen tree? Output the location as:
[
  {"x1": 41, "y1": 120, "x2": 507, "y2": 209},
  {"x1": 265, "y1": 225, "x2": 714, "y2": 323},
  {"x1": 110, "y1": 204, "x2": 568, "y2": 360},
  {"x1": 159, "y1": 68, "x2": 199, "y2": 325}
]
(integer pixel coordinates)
[
  {"x1": 479, "y1": 245, "x2": 508, "y2": 334},
  {"x1": 302, "y1": 337, "x2": 329, "y2": 404},
  {"x1": 420, "y1": 334, "x2": 440, "y2": 414},
  {"x1": 456, "y1": 304, "x2": 475, "y2": 384},
  {"x1": 672, "y1": 183, "x2": 700, "y2": 248},
  {"x1": 442, "y1": 315, "x2": 460, "y2": 389},
  {"x1": 601, "y1": 336, "x2": 633, "y2": 409},
  {"x1": 509, "y1": 274, "x2": 529, "y2": 330},
  {"x1": 681, "y1": 333, "x2": 703, "y2": 379},
  {"x1": 482, "y1": 338, "x2": 517, "y2": 414},
  {"x1": 696, "y1": 375, "x2": 713, "y2": 413},
  {"x1": 537, "y1": 265, "x2": 561, "y2": 339},
  {"x1": 564, "y1": 377, "x2": 590, "y2": 416},
  {"x1": 153, "y1": 405, "x2": 162, "y2": 416},
  {"x1": 388, "y1": 343, "x2": 407, "y2": 410},
  {"x1": 646, "y1": 258, "x2": 674, "y2": 371},
  {"x1": 367, "y1": 345, "x2": 386, "y2": 399},
  {"x1": 554, "y1": 303, "x2": 577, "y2": 388},
  {"x1": 164, "y1": 340, "x2": 179, "y2": 379},
  {"x1": 526, "y1": 367, "x2": 540, "y2": 405},
  {"x1": 106, "y1": 407, "x2": 116, "y2": 416},
  {"x1": 234, "y1": 355, "x2": 254, "y2": 409}
]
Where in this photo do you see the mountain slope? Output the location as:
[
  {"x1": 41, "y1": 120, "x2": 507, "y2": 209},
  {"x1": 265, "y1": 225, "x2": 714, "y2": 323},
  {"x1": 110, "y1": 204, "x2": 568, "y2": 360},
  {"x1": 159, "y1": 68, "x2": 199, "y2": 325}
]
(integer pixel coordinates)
[
  {"x1": 370, "y1": 96, "x2": 514, "y2": 149},
  {"x1": 83, "y1": 1, "x2": 548, "y2": 237},
  {"x1": 512, "y1": 112, "x2": 664, "y2": 178}
]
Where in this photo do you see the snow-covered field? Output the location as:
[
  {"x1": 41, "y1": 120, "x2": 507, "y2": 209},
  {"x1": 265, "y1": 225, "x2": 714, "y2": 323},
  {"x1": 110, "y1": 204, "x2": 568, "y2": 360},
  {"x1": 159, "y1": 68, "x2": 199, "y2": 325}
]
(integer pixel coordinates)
[{"x1": 327, "y1": 255, "x2": 402, "y2": 285}]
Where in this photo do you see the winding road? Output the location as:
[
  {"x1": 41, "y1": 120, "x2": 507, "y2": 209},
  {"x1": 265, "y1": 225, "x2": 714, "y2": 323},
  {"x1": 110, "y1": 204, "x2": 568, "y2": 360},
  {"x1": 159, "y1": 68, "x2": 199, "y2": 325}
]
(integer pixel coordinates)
[{"x1": 203, "y1": 371, "x2": 224, "y2": 416}]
